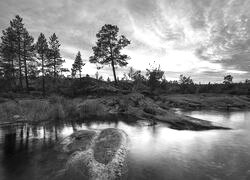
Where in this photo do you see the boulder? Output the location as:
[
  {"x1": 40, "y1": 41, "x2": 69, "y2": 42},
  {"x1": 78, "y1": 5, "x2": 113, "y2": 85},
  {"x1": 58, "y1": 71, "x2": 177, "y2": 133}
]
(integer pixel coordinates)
[{"x1": 57, "y1": 128, "x2": 128, "y2": 180}]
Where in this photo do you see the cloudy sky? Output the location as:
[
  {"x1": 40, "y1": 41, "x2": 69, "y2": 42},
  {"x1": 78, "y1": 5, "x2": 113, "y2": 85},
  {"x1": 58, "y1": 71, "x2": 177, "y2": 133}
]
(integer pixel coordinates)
[{"x1": 1, "y1": 0, "x2": 250, "y2": 83}]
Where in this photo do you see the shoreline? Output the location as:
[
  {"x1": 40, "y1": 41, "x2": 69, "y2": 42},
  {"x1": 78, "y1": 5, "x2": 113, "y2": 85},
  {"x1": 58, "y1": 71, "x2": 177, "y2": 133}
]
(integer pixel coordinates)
[{"x1": 1, "y1": 93, "x2": 246, "y2": 130}]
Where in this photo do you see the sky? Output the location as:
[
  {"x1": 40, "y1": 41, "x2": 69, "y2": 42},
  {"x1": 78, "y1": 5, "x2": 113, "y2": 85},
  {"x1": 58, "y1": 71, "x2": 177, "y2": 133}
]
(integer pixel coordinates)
[{"x1": 0, "y1": 0, "x2": 250, "y2": 83}]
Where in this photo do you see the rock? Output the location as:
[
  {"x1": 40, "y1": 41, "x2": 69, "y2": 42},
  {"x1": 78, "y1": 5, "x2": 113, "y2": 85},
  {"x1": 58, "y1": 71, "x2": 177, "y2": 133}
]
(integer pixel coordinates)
[
  {"x1": 57, "y1": 128, "x2": 128, "y2": 180},
  {"x1": 143, "y1": 107, "x2": 156, "y2": 115},
  {"x1": 93, "y1": 128, "x2": 124, "y2": 165},
  {"x1": 75, "y1": 93, "x2": 230, "y2": 130},
  {"x1": 56, "y1": 130, "x2": 97, "y2": 153}
]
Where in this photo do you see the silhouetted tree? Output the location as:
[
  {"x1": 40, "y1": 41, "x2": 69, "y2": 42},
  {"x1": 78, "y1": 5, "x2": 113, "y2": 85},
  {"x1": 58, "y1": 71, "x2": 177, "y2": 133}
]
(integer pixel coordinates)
[
  {"x1": 128, "y1": 67, "x2": 135, "y2": 80},
  {"x1": 179, "y1": 75, "x2": 193, "y2": 84},
  {"x1": 179, "y1": 75, "x2": 195, "y2": 93},
  {"x1": 146, "y1": 65, "x2": 164, "y2": 92},
  {"x1": 10, "y1": 15, "x2": 25, "y2": 90},
  {"x1": 95, "y1": 71, "x2": 99, "y2": 79},
  {"x1": 1, "y1": 15, "x2": 36, "y2": 91},
  {"x1": 223, "y1": 75, "x2": 233, "y2": 84},
  {"x1": 90, "y1": 24, "x2": 130, "y2": 84},
  {"x1": 22, "y1": 28, "x2": 35, "y2": 91},
  {"x1": 72, "y1": 51, "x2": 84, "y2": 79},
  {"x1": 36, "y1": 33, "x2": 48, "y2": 96},
  {"x1": 47, "y1": 33, "x2": 64, "y2": 78},
  {"x1": 99, "y1": 75, "x2": 103, "y2": 81},
  {"x1": 0, "y1": 27, "x2": 16, "y2": 86}
]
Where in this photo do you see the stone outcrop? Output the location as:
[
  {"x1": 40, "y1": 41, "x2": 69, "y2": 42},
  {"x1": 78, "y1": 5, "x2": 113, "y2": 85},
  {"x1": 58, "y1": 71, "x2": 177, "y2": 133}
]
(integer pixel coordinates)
[
  {"x1": 56, "y1": 128, "x2": 128, "y2": 180},
  {"x1": 76, "y1": 93, "x2": 230, "y2": 130}
]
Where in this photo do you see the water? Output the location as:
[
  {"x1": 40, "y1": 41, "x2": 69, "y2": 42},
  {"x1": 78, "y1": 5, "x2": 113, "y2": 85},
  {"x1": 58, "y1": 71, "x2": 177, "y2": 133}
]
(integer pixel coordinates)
[{"x1": 0, "y1": 110, "x2": 250, "y2": 180}]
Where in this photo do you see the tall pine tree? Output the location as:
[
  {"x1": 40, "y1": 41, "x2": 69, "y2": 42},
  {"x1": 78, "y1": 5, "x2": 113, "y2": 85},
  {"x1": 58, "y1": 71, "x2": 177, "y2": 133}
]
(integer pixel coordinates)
[
  {"x1": 72, "y1": 51, "x2": 84, "y2": 78},
  {"x1": 10, "y1": 15, "x2": 25, "y2": 90},
  {"x1": 36, "y1": 33, "x2": 48, "y2": 96},
  {"x1": 0, "y1": 27, "x2": 16, "y2": 84},
  {"x1": 1, "y1": 15, "x2": 35, "y2": 91},
  {"x1": 90, "y1": 24, "x2": 130, "y2": 84},
  {"x1": 47, "y1": 33, "x2": 64, "y2": 78},
  {"x1": 22, "y1": 28, "x2": 35, "y2": 91}
]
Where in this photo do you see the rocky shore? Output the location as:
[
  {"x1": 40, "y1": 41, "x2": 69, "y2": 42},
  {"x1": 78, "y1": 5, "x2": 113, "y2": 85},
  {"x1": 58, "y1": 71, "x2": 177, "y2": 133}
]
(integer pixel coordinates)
[
  {"x1": 0, "y1": 92, "x2": 231, "y2": 130},
  {"x1": 75, "y1": 93, "x2": 230, "y2": 130}
]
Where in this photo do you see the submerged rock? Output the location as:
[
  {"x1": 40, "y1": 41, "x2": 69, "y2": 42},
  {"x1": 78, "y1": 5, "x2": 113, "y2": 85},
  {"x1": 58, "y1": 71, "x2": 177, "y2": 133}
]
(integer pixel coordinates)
[{"x1": 57, "y1": 128, "x2": 128, "y2": 180}]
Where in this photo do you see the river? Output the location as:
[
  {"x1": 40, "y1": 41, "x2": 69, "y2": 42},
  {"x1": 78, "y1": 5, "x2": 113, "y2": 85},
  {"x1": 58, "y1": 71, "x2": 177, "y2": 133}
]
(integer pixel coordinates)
[{"x1": 0, "y1": 110, "x2": 250, "y2": 180}]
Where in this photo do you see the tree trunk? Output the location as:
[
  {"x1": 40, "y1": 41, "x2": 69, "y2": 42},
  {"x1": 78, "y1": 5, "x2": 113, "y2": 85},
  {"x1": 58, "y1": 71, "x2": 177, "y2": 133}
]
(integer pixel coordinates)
[
  {"x1": 11, "y1": 58, "x2": 15, "y2": 90},
  {"x1": 111, "y1": 59, "x2": 117, "y2": 84},
  {"x1": 23, "y1": 57, "x2": 29, "y2": 92},
  {"x1": 18, "y1": 36, "x2": 23, "y2": 90},
  {"x1": 109, "y1": 42, "x2": 117, "y2": 84},
  {"x1": 23, "y1": 44, "x2": 29, "y2": 92},
  {"x1": 11, "y1": 59, "x2": 14, "y2": 78},
  {"x1": 42, "y1": 55, "x2": 45, "y2": 97},
  {"x1": 53, "y1": 57, "x2": 56, "y2": 78},
  {"x1": 11, "y1": 42, "x2": 16, "y2": 90},
  {"x1": 79, "y1": 70, "x2": 81, "y2": 80}
]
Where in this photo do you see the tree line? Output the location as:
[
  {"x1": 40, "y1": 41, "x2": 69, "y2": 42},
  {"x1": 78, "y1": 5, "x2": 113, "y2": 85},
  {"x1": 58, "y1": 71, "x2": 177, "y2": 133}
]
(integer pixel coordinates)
[
  {"x1": 1, "y1": 15, "x2": 250, "y2": 96},
  {"x1": 0, "y1": 15, "x2": 131, "y2": 95},
  {"x1": 0, "y1": 15, "x2": 68, "y2": 95}
]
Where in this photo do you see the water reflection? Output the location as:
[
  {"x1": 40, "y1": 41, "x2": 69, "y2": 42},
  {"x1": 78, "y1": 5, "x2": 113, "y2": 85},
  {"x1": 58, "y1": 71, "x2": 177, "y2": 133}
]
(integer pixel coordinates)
[{"x1": 0, "y1": 110, "x2": 250, "y2": 180}]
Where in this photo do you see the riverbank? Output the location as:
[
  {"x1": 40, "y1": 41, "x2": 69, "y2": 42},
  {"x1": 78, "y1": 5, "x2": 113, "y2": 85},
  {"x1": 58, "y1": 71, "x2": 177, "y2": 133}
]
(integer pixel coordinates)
[
  {"x1": 157, "y1": 93, "x2": 250, "y2": 110},
  {"x1": 0, "y1": 93, "x2": 231, "y2": 130}
]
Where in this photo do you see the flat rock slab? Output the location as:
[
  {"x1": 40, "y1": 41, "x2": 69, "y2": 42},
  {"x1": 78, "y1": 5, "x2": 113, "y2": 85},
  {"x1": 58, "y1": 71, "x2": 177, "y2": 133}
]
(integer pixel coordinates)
[{"x1": 57, "y1": 128, "x2": 128, "y2": 180}]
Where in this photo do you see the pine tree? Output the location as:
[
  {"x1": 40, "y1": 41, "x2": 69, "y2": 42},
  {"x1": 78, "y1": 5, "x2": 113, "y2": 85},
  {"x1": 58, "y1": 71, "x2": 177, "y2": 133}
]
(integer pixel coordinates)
[
  {"x1": 47, "y1": 33, "x2": 64, "y2": 78},
  {"x1": 10, "y1": 15, "x2": 25, "y2": 90},
  {"x1": 90, "y1": 24, "x2": 130, "y2": 84},
  {"x1": 36, "y1": 33, "x2": 48, "y2": 96},
  {"x1": 0, "y1": 27, "x2": 16, "y2": 85},
  {"x1": 22, "y1": 28, "x2": 35, "y2": 91},
  {"x1": 72, "y1": 51, "x2": 85, "y2": 78},
  {"x1": 107, "y1": 77, "x2": 111, "y2": 82},
  {"x1": 0, "y1": 15, "x2": 36, "y2": 91}
]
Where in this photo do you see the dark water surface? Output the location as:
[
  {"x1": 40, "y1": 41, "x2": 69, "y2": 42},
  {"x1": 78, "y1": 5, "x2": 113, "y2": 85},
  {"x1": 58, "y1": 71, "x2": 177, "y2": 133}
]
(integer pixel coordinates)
[{"x1": 1, "y1": 110, "x2": 250, "y2": 180}]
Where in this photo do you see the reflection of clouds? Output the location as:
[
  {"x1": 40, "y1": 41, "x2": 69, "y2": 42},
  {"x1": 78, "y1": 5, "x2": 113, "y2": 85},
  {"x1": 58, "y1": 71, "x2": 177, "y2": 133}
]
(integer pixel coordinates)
[{"x1": 1, "y1": 115, "x2": 250, "y2": 180}]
